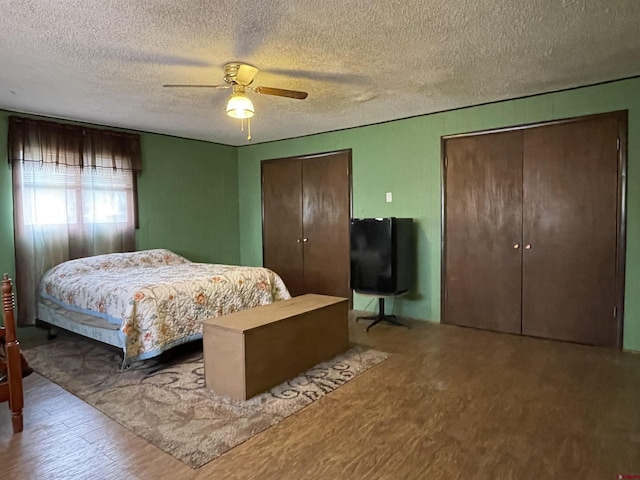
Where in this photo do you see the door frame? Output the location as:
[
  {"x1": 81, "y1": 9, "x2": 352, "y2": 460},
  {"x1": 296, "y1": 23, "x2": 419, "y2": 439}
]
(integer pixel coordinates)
[
  {"x1": 260, "y1": 149, "x2": 353, "y2": 303},
  {"x1": 440, "y1": 111, "x2": 628, "y2": 348}
]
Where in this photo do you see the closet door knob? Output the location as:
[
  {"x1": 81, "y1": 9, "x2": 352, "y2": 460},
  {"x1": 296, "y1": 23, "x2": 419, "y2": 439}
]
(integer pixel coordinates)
[
  {"x1": 297, "y1": 239, "x2": 302, "y2": 243},
  {"x1": 525, "y1": 244, "x2": 532, "y2": 250},
  {"x1": 302, "y1": 238, "x2": 309, "y2": 243},
  {"x1": 513, "y1": 243, "x2": 520, "y2": 249}
]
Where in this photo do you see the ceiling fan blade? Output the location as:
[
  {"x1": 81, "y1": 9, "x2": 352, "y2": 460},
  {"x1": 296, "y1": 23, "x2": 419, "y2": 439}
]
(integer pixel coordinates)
[
  {"x1": 253, "y1": 86, "x2": 308, "y2": 100},
  {"x1": 235, "y1": 64, "x2": 259, "y2": 86},
  {"x1": 163, "y1": 84, "x2": 229, "y2": 88}
]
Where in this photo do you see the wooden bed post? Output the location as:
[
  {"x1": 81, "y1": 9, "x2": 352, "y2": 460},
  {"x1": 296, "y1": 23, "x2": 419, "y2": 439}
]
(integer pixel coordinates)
[{"x1": 1, "y1": 274, "x2": 25, "y2": 433}]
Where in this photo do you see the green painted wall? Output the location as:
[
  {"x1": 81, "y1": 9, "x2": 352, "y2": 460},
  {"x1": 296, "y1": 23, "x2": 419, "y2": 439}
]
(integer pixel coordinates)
[
  {"x1": 136, "y1": 133, "x2": 239, "y2": 263},
  {"x1": 0, "y1": 111, "x2": 240, "y2": 294},
  {"x1": 237, "y1": 77, "x2": 640, "y2": 351},
  {"x1": 0, "y1": 115, "x2": 16, "y2": 283}
]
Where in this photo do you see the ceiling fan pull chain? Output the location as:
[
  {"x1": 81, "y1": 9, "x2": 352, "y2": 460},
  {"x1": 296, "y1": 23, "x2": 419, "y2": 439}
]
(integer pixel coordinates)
[{"x1": 238, "y1": 117, "x2": 251, "y2": 141}]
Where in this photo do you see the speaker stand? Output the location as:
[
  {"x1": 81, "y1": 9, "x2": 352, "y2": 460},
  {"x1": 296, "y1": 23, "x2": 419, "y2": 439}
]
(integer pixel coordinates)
[{"x1": 356, "y1": 297, "x2": 410, "y2": 332}]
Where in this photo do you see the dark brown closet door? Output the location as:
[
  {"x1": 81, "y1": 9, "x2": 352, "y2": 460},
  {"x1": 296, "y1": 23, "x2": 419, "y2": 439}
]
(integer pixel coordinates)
[
  {"x1": 522, "y1": 117, "x2": 619, "y2": 347},
  {"x1": 262, "y1": 159, "x2": 305, "y2": 296},
  {"x1": 444, "y1": 131, "x2": 523, "y2": 334},
  {"x1": 301, "y1": 151, "x2": 351, "y2": 298}
]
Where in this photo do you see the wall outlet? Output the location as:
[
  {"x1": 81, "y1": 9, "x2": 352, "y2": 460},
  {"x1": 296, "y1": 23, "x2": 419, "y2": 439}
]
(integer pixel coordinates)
[{"x1": 386, "y1": 192, "x2": 393, "y2": 202}]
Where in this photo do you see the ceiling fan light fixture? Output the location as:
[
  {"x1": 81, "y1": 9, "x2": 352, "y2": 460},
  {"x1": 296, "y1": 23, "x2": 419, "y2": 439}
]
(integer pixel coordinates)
[
  {"x1": 226, "y1": 91, "x2": 254, "y2": 119},
  {"x1": 163, "y1": 62, "x2": 308, "y2": 142}
]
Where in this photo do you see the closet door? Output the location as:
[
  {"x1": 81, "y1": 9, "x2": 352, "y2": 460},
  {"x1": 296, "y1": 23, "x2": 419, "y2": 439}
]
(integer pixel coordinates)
[
  {"x1": 522, "y1": 117, "x2": 619, "y2": 347},
  {"x1": 262, "y1": 159, "x2": 305, "y2": 296},
  {"x1": 301, "y1": 151, "x2": 351, "y2": 298},
  {"x1": 443, "y1": 131, "x2": 523, "y2": 334}
]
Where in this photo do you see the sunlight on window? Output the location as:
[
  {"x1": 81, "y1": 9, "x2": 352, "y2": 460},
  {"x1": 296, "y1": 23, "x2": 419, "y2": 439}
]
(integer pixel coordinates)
[
  {"x1": 83, "y1": 191, "x2": 128, "y2": 223},
  {"x1": 23, "y1": 189, "x2": 76, "y2": 225},
  {"x1": 20, "y1": 167, "x2": 132, "y2": 226}
]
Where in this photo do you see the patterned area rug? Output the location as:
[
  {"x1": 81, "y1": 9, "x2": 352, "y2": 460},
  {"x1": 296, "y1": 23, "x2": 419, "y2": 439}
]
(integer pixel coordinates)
[{"x1": 27, "y1": 338, "x2": 388, "y2": 468}]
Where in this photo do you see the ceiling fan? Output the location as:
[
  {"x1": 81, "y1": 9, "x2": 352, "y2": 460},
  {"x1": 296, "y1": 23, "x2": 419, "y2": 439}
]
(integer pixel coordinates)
[{"x1": 164, "y1": 63, "x2": 308, "y2": 141}]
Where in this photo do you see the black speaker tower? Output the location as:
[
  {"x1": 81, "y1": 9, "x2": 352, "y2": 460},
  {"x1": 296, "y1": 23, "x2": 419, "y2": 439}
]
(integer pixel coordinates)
[{"x1": 350, "y1": 217, "x2": 415, "y2": 331}]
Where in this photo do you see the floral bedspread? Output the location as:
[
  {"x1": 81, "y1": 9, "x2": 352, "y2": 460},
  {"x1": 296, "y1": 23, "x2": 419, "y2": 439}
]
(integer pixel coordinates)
[{"x1": 39, "y1": 249, "x2": 291, "y2": 360}]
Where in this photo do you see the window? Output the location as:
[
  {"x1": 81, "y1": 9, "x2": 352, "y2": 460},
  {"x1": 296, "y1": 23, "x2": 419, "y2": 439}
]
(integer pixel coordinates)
[
  {"x1": 8, "y1": 116, "x2": 142, "y2": 326},
  {"x1": 19, "y1": 166, "x2": 134, "y2": 226}
]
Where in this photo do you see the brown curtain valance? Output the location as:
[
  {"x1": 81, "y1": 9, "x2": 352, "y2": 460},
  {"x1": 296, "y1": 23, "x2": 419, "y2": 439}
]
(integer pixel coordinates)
[{"x1": 7, "y1": 116, "x2": 142, "y2": 172}]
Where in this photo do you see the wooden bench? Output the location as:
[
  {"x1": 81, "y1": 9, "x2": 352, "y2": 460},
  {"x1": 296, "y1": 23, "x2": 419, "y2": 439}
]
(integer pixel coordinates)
[{"x1": 203, "y1": 294, "x2": 349, "y2": 400}]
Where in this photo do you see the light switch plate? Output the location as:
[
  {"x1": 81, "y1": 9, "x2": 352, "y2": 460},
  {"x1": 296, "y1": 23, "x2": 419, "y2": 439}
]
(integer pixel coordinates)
[{"x1": 386, "y1": 192, "x2": 393, "y2": 202}]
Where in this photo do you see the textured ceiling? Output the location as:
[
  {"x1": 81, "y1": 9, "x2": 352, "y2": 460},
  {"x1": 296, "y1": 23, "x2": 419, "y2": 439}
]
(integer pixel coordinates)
[{"x1": 1, "y1": 0, "x2": 639, "y2": 146}]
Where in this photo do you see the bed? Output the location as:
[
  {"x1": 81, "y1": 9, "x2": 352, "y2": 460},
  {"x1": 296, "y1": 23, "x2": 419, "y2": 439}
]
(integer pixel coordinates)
[{"x1": 36, "y1": 249, "x2": 291, "y2": 368}]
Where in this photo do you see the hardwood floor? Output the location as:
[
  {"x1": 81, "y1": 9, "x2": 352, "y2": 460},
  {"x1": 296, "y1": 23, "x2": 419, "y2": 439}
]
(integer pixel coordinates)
[{"x1": 2, "y1": 314, "x2": 639, "y2": 479}]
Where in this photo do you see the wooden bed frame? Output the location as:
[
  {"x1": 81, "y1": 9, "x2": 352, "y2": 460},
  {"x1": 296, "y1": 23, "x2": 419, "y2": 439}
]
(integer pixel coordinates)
[{"x1": 1, "y1": 274, "x2": 25, "y2": 433}]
